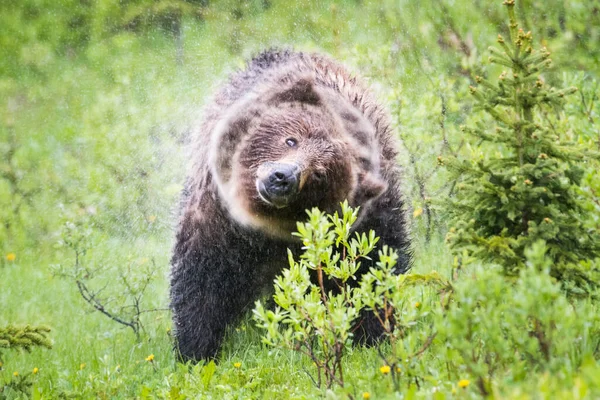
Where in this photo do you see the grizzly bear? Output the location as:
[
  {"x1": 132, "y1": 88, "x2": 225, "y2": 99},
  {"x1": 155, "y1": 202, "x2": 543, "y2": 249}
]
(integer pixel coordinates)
[{"x1": 170, "y1": 49, "x2": 410, "y2": 362}]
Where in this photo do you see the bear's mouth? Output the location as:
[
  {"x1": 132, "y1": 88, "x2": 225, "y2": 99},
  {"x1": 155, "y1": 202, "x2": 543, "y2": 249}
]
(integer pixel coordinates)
[{"x1": 256, "y1": 180, "x2": 295, "y2": 209}]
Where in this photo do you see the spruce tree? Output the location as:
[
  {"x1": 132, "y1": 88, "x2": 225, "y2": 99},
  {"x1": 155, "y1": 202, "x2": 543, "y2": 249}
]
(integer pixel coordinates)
[
  {"x1": 0, "y1": 325, "x2": 52, "y2": 362},
  {"x1": 442, "y1": 0, "x2": 600, "y2": 292}
]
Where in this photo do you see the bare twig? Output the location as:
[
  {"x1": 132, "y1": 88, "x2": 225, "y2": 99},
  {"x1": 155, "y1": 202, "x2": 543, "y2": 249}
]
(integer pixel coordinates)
[
  {"x1": 411, "y1": 332, "x2": 437, "y2": 358},
  {"x1": 56, "y1": 226, "x2": 166, "y2": 342},
  {"x1": 75, "y1": 279, "x2": 140, "y2": 339}
]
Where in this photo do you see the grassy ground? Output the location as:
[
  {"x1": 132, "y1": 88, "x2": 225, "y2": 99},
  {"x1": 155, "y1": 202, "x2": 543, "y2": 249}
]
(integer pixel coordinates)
[
  {"x1": 1, "y1": 0, "x2": 599, "y2": 398},
  {"x1": 1, "y1": 236, "x2": 453, "y2": 399}
]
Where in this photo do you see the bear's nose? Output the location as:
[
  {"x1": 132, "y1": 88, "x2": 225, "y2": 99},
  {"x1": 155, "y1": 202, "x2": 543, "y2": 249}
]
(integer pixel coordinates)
[
  {"x1": 256, "y1": 162, "x2": 300, "y2": 208},
  {"x1": 266, "y1": 163, "x2": 299, "y2": 194}
]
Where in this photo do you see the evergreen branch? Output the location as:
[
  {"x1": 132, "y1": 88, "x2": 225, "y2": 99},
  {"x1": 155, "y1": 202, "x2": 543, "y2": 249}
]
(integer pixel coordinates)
[{"x1": 0, "y1": 325, "x2": 52, "y2": 355}]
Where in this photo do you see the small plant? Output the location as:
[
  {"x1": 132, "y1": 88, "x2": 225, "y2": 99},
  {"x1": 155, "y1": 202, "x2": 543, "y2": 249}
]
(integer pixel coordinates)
[
  {"x1": 253, "y1": 202, "x2": 375, "y2": 389},
  {"x1": 442, "y1": 0, "x2": 600, "y2": 292},
  {"x1": 52, "y1": 220, "x2": 165, "y2": 340},
  {"x1": 253, "y1": 202, "x2": 448, "y2": 390}
]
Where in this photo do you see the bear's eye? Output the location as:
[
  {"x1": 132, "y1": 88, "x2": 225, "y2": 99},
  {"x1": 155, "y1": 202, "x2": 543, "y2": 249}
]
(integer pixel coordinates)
[{"x1": 285, "y1": 138, "x2": 298, "y2": 148}]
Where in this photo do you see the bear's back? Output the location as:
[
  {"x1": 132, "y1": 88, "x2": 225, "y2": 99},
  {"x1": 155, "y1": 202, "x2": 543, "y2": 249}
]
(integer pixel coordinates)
[{"x1": 218, "y1": 50, "x2": 382, "y2": 125}]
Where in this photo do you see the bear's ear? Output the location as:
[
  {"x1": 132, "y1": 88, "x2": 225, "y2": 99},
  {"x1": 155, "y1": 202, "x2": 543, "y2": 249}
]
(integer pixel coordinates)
[
  {"x1": 209, "y1": 96, "x2": 258, "y2": 185},
  {"x1": 355, "y1": 173, "x2": 387, "y2": 203},
  {"x1": 274, "y1": 78, "x2": 321, "y2": 105}
]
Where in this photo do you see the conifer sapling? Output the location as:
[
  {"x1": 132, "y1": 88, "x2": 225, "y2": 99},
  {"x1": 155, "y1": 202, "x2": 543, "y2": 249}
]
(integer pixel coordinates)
[{"x1": 442, "y1": 0, "x2": 600, "y2": 292}]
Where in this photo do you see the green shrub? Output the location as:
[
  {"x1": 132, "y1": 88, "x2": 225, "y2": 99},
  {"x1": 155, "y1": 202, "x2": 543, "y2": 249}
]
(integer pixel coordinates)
[
  {"x1": 442, "y1": 0, "x2": 600, "y2": 292},
  {"x1": 437, "y1": 241, "x2": 600, "y2": 397},
  {"x1": 253, "y1": 202, "x2": 379, "y2": 389},
  {"x1": 253, "y1": 203, "x2": 448, "y2": 390}
]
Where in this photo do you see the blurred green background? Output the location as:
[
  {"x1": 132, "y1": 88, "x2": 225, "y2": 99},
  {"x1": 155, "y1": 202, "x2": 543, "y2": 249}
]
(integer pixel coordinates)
[{"x1": 1, "y1": 0, "x2": 599, "y2": 398}]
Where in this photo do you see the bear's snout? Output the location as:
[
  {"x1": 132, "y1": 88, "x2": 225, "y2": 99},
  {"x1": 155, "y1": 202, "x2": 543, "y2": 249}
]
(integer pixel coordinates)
[{"x1": 256, "y1": 162, "x2": 300, "y2": 208}]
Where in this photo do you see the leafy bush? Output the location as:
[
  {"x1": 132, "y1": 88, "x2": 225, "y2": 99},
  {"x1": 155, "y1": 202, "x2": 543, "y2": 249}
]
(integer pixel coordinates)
[
  {"x1": 254, "y1": 203, "x2": 448, "y2": 390},
  {"x1": 253, "y1": 202, "x2": 380, "y2": 389},
  {"x1": 253, "y1": 204, "x2": 600, "y2": 398},
  {"x1": 437, "y1": 241, "x2": 600, "y2": 397}
]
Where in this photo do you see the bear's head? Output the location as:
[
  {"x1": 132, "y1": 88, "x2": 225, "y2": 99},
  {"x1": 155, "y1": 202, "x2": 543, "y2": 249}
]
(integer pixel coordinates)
[{"x1": 209, "y1": 76, "x2": 387, "y2": 239}]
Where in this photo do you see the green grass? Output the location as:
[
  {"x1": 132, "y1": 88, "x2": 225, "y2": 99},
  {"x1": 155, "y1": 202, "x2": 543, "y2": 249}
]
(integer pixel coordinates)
[
  {"x1": 3, "y1": 238, "x2": 600, "y2": 398},
  {"x1": 1, "y1": 234, "x2": 454, "y2": 398},
  {"x1": 1, "y1": 0, "x2": 599, "y2": 398}
]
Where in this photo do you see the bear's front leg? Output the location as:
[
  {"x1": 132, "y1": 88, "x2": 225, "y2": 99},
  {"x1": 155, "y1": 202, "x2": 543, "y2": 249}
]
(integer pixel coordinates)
[{"x1": 170, "y1": 247, "x2": 261, "y2": 362}]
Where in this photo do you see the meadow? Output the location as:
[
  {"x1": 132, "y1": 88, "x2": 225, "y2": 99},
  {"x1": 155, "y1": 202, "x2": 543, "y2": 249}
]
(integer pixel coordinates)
[{"x1": 1, "y1": 0, "x2": 599, "y2": 398}]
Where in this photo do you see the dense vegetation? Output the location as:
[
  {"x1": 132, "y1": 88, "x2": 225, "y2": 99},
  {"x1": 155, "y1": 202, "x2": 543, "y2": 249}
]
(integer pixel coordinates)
[{"x1": 1, "y1": 0, "x2": 599, "y2": 398}]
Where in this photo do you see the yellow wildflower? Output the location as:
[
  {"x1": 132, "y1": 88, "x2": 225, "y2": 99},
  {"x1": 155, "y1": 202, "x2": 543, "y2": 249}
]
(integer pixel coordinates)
[
  {"x1": 80, "y1": 363, "x2": 86, "y2": 370},
  {"x1": 413, "y1": 207, "x2": 423, "y2": 218},
  {"x1": 363, "y1": 392, "x2": 371, "y2": 399},
  {"x1": 415, "y1": 302, "x2": 421, "y2": 308},
  {"x1": 234, "y1": 362, "x2": 242, "y2": 368},
  {"x1": 6, "y1": 253, "x2": 16, "y2": 262},
  {"x1": 13, "y1": 371, "x2": 19, "y2": 377},
  {"x1": 380, "y1": 365, "x2": 391, "y2": 375},
  {"x1": 146, "y1": 354, "x2": 155, "y2": 362},
  {"x1": 33, "y1": 367, "x2": 39, "y2": 374},
  {"x1": 396, "y1": 366, "x2": 401, "y2": 373},
  {"x1": 458, "y1": 379, "x2": 470, "y2": 388}
]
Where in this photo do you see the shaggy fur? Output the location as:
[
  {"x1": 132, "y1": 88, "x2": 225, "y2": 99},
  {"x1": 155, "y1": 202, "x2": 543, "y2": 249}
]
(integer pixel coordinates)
[{"x1": 170, "y1": 49, "x2": 410, "y2": 362}]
